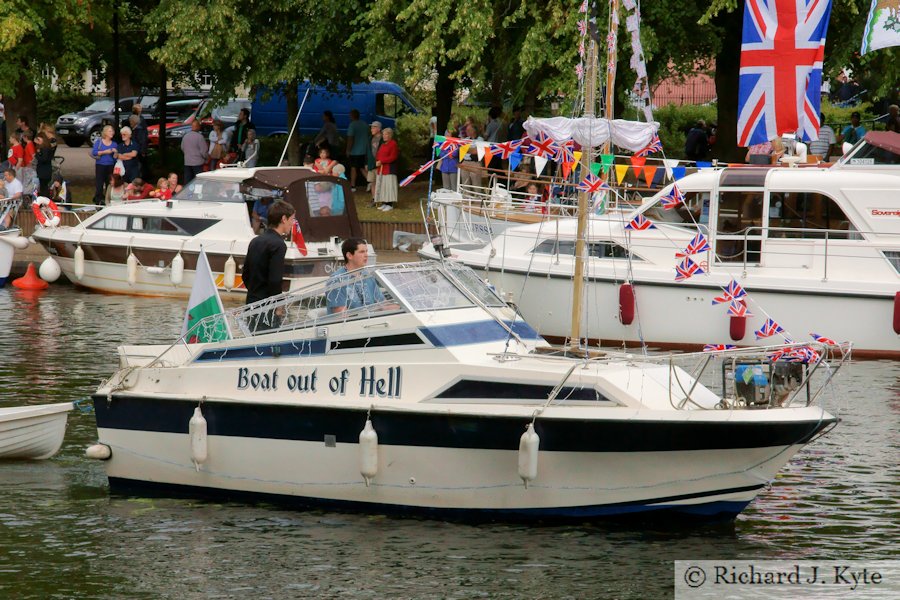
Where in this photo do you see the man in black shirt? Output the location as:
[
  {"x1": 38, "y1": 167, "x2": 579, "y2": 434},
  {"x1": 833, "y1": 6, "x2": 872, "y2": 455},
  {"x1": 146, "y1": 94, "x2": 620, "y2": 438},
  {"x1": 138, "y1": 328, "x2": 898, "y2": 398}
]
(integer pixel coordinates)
[{"x1": 243, "y1": 200, "x2": 296, "y2": 304}]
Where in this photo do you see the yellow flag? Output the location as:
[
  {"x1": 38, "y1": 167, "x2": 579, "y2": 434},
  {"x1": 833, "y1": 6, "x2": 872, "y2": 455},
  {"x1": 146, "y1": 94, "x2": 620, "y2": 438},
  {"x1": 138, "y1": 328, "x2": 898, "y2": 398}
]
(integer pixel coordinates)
[
  {"x1": 573, "y1": 151, "x2": 582, "y2": 163},
  {"x1": 614, "y1": 164, "x2": 630, "y2": 184},
  {"x1": 459, "y1": 143, "x2": 471, "y2": 161}
]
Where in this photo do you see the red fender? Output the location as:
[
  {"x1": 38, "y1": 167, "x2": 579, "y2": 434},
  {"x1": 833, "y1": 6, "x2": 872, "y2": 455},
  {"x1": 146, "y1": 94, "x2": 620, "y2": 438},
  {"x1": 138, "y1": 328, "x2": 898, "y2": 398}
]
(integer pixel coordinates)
[
  {"x1": 619, "y1": 283, "x2": 635, "y2": 325},
  {"x1": 894, "y1": 291, "x2": 900, "y2": 335},
  {"x1": 730, "y1": 315, "x2": 746, "y2": 341}
]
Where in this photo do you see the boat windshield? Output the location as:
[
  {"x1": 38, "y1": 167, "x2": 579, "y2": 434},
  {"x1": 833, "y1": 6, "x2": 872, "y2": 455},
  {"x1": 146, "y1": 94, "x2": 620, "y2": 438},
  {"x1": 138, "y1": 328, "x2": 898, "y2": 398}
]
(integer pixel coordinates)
[
  {"x1": 642, "y1": 186, "x2": 710, "y2": 228},
  {"x1": 175, "y1": 178, "x2": 244, "y2": 202}
]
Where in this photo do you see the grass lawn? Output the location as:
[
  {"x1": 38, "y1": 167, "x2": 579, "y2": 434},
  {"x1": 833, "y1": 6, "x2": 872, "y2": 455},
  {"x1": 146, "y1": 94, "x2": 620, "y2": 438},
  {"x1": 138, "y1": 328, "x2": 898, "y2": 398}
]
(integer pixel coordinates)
[{"x1": 66, "y1": 179, "x2": 431, "y2": 224}]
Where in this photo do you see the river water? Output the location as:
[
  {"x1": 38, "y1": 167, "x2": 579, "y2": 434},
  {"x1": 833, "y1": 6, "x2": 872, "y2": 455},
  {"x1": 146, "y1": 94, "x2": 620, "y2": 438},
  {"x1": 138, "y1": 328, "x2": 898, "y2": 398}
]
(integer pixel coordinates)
[{"x1": 0, "y1": 285, "x2": 897, "y2": 599}]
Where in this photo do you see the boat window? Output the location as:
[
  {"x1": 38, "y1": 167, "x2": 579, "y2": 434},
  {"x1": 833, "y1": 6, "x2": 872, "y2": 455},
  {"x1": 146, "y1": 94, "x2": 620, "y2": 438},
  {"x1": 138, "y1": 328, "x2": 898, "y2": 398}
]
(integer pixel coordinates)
[
  {"x1": 380, "y1": 269, "x2": 475, "y2": 311},
  {"x1": 883, "y1": 251, "x2": 900, "y2": 274},
  {"x1": 768, "y1": 192, "x2": 857, "y2": 239},
  {"x1": 716, "y1": 191, "x2": 764, "y2": 263},
  {"x1": 304, "y1": 181, "x2": 346, "y2": 217},
  {"x1": 531, "y1": 239, "x2": 638, "y2": 260},
  {"x1": 843, "y1": 142, "x2": 900, "y2": 166},
  {"x1": 445, "y1": 264, "x2": 506, "y2": 307},
  {"x1": 88, "y1": 214, "x2": 128, "y2": 231},
  {"x1": 166, "y1": 217, "x2": 219, "y2": 235},
  {"x1": 130, "y1": 216, "x2": 180, "y2": 234},
  {"x1": 643, "y1": 191, "x2": 709, "y2": 226},
  {"x1": 175, "y1": 179, "x2": 243, "y2": 202}
]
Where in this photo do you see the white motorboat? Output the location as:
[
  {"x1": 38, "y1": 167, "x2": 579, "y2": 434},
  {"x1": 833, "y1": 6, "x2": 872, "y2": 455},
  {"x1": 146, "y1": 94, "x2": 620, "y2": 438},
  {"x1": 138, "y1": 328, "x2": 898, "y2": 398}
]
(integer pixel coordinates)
[
  {"x1": 87, "y1": 261, "x2": 841, "y2": 521},
  {"x1": 0, "y1": 402, "x2": 73, "y2": 459},
  {"x1": 0, "y1": 199, "x2": 29, "y2": 287},
  {"x1": 421, "y1": 132, "x2": 900, "y2": 358},
  {"x1": 31, "y1": 167, "x2": 370, "y2": 299}
]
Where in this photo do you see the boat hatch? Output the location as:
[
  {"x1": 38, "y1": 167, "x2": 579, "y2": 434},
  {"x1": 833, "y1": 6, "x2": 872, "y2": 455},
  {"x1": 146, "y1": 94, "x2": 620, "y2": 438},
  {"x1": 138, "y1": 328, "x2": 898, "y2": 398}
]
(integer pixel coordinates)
[{"x1": 719, "y1": 168, "x2": 770, "y2": 187}]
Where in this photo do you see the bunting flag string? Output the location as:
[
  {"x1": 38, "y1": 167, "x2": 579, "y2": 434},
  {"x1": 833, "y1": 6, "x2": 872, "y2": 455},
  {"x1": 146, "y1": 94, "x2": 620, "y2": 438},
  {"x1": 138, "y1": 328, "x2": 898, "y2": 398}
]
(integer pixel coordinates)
[
  {"x1": 675, "y1": 233, "x2": 711, "y2": 258},
  {"x1": 755, "y1": 318, "x2": 787, "y2": 340},
  {"x1": 642, "y1": 165, "x2": 658, "y2": 186},
  {"x1": 674, "y1": 257, "x2": 705, "y2": 282},
  {"x1": 399, "y1": 157, "x2": 439, "y2": 187},
  {"x1": 660, "y1": 183, "x2": 685, "y2": 209},
  {"x1": 810, "y1": 332, "x2": 839, "y2": 346},
  {"x1": 727, "y1": 299, "x2": 751, "y2": 317},
  {"x1": 703, "y1": 344, "x2": 737, "y2": 352},
  {"x1": 635, "y1": 134, "x2": 663, "y2": 157},
  {"x1": 529, "y1": 131, "x2": 559, "y2": 159},
  {"x1": 712, "y1": 280, "x2": 747, "y2": 305},
  {"x1": 625, "y1": 213, "x2": 656, "y2": 231},
  {"x1": 577, "y1": 173, "x2": 611, "y2": 193}
]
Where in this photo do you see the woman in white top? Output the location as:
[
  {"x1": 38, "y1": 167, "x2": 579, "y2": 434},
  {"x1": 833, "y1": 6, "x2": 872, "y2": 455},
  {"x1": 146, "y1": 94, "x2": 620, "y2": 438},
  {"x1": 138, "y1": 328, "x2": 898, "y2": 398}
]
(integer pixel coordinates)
[{"x1": 207, "y1": 120, "x2": 229, "y2": 170}]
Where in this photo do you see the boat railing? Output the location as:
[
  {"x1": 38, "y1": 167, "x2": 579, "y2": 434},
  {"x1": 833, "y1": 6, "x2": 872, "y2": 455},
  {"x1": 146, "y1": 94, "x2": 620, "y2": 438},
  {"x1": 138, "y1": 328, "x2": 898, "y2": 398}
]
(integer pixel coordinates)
[
  {"x1": 730, "y1": 225, "x2": 898, "y2": 277},
  {"x1": 0, "y1": 197, "x2": 22, "y2": 228}
]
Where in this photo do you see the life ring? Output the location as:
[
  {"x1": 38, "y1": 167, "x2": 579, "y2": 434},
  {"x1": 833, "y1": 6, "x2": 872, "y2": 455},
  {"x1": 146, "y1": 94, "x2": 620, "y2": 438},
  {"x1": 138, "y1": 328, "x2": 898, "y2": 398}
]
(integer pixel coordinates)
[{"x1": 32, "y1": 196, "x2": 61, "y2": 228}]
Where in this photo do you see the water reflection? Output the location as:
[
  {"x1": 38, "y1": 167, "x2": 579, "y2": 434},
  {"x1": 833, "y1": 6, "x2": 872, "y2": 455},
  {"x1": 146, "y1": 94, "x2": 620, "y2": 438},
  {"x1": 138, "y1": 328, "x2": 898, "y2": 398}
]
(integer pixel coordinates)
[{"x1": 0, "y1": 286, "x2": 897, "y2": 599}]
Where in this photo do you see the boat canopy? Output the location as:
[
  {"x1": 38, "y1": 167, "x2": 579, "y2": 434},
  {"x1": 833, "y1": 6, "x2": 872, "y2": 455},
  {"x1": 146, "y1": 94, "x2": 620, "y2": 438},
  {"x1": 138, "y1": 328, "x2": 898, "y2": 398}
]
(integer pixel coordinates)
[{"x1": 523, "y1": 116, "x2": 659, "y2": 152}]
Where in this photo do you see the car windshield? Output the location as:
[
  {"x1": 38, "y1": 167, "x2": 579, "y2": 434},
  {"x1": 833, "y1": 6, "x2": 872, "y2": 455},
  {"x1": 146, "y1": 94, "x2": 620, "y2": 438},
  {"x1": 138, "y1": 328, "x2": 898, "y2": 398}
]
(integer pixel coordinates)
[
  {"x1": 84, "y1": 99, "x2": 114, "y2": 112},
  {"x1": 213, "y1": 100, "x2": 249, "y2": 120},
  {"x1": 174, "y1": 178, "x2": 243, "y2": 202}
]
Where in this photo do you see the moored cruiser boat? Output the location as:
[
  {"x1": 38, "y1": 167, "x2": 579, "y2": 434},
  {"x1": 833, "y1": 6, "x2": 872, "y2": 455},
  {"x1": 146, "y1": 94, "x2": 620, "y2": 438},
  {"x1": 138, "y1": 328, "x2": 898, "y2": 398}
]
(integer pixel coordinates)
[
  {"x1": 0, "y1": 199, "x2": 28, "y2": 287},
  {"x1": 31, "y1": 167, "x2": 369, "y2": 299},
  {"x1": 89, "y1": 261, "x2": 841, "y2": 520},
  {"x1": 421, "y1": 132, "x2": 900, "y2": 358}
]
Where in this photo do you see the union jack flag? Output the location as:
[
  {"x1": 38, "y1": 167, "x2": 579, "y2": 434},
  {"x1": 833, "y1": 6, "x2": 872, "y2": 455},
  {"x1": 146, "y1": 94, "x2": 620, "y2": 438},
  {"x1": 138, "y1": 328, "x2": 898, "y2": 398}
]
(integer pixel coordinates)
[
  {"x1": 577, "y1": 173, "x2": 610, "y2": 194},
  {"x1": 810, "y1": 332, "x2": 838, "y2": 346},
  {"x1": 436, "y1": 137, "x2": 460, "y2": 153},
  {"x1": 492, "y1": 140, "x2": 522, "y2": 160},
  {"x1": 636, "y1": 134, "x2": 663, "y2": 157},
  {"x1": 755, "y1": 317, "x2": 786, "y2": 340},
  {"x1": 674, "y1": 257, "x2": 705, "y2": 282},
  {"x1": 737, "y1": 0, "x2": 833, "y2": 146},
  {"x1": 660, "y1": 184, "x2": 685, "y2": 209},
  {"x1": 676, "y1": 233, "x2": 711, "y2": 258},
  {"x1": 625, "y1": 213, "x2": 656, "y2": 231},
  {"x1": 555, "y1": 139, "x2": 576, "y2": 164},
  {"x1": 712, "y1": 279, "x2": 747, "y2": 305},
  {"x1": 528, "y1": 131, "x2": 559, "y2": 159},
  {"x1": 399, "y1": 157, "x2": 439, "y2": 187},
  {"x1": 704, "y1": 344, "x2": 737, "y2": 352},
  {"x1": 727, "y1": 299, "x2": 752, "y2": 317},
  {"x1": 770, "y1": 345, "x2": 820, "y2": 363}
]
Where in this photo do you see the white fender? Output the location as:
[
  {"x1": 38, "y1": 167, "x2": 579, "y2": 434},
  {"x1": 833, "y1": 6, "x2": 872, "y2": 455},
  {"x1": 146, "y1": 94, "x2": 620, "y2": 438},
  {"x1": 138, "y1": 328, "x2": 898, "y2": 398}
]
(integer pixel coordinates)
[
  {"x1": 189, "y1": 406, "x2": 208, "y2": 471},
  {"x1": 126, "y1": 252, "x2": 138, "y2": 286},
  {"x1": 223, "y1": 255, "x2": 236, "y2": 290},
  {"x1": 39, "y1": 256, "x2": 61, "y2": 282},
  {"x1": 171, "y1": 252, "x2": 184, "y2": 286},
  {"x1": 517, "y1": 423, "x2": 540, "y2": 487},
  {"x1": 85, "y1": 443, "x2": 111, "y2": 460},
  {"x1": 359, "y1": 418, "x2": 379, "y2": 486},
  {"x1": 0, "y1": 234, "x2": 29, "y2": 250},
  {"x1": 73, "y1": 245, "x2": 85, "y2": 280}
]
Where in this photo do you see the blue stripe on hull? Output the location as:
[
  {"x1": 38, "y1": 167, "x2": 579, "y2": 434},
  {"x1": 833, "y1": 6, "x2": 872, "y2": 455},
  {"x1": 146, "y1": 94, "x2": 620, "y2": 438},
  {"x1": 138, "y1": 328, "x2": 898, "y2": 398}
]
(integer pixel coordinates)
[
  {"x1": 108, "y1": 477, "x2": 754, "y2": 523},
  {"x1": 0, "y1": 275, "x2": 7, "y2": 287}
]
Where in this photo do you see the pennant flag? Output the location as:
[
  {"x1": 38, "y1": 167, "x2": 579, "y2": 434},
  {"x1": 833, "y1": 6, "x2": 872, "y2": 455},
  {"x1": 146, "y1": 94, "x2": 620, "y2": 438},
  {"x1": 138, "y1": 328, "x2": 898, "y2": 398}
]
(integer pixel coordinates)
[
  {"x1": 614, "y1": 164, "x2": 630, "y2": 183},
  {"x1": 590, "y1": 162, "x2": 602, "y2": 176},
  {"x1": 703, "y1": 344, "x2": 737, "y2": 352},
  {"x1": 675, "y1": 232, "x2": 711, "y2": 258},
  {"x1": 674, "y1": 257, "x2": 705, "y2": 282},
  {"x1": 712, "y1": 279, "x2": 748, "y2": 305},
  {"x1": 528, "y1": 131, "x2": 559, "y2": 159},
  {"x1": 434, "y1": 134, "x2": 446, "y2": 145},
  {"x1": 696, "y1": 161, "x2": 712, "y2": 169},
  {"x1": 483, "y1": 147, "x2": 494, "y2": 167},
  {"x1": 600, "y1": 154, "x2": 615, "y2": 173},
  {"x1": 292, "y1": 219, "x2": 308, "y2": 256},
  {"x1": 577, "y1": 173, "x2": 611, "y2": 193},
  {"x1": 660, "y1": 183, "x2": 685, "y2": 209},
  {"x1": 625, "y1": 213, "x2": 656, "y2": 231},
  {"x1": 181, "y1": 248, "x2": 230, "y2": 343},
  {"x1": 561, "y1": 161, "x2": 573, "y2": 178},
  {"x1": 630, "y1": 154, "x2": 646, "y2": 176},
  {"x1": 642, "y1": 165, "x2": 658, "y2": 186},
  {"x1": 755, "y1": 318, "x2": 786, "y2": 340},
  {"x1": 662, "y1": 158, "x2": 680, "y2": 180},
  {"x1": 635, "y1": 134, "x2": 663, "y2": 157},
  {"x1": 862, "y1": 1, "x2": 900, "y2": 54},
  {"x1": 509, "y1": 151, "x2": 523, "y2": 171},
  {"x1": 555, "y1": 140, "x2": 576, "y2": 165},
  {"x1": 400, "y1": 157, "x2": 439, "y2": 187},
  {"x1": 672, "y1": 166, "x2": 687, "y2": 180},
  {"x1": 458, "y1": 143, "x2": 471, "y2": 161},
  {"x1": 493, "y1": 140, "x2": 522, "y2": 160},
  {"x1": 727, "y1": 299, "x2": 751, "y2": 317},
  {"x1": 476, "y1": 141, "x2": 486, "y2": 161},
  {"x1": 738, "y1": 0, "x2": 832, "y2": 144},
  {"x1": 810, "y1": 332, "x2": 839, "y2": 346},
  {"x1": 573, "y1": 150, "x2": 583, "y2": 163},
  {"x1": 534, "y1": 155, "x2": 549, "y2": 177}
]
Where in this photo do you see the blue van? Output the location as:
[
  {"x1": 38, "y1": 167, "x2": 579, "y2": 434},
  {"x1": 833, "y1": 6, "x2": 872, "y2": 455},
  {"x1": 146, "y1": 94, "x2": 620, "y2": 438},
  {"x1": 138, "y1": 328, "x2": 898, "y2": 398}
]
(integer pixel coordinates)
[{"x1": 251, "y1": 81, "x2": 419, "y2": 138}]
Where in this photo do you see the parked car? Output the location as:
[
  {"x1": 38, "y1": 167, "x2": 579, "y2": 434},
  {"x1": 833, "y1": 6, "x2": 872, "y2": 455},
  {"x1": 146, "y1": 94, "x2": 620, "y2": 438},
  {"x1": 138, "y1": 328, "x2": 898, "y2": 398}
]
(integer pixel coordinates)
[
  {"x1": 148, "y1": 98, "x2": 250, "y2": 146},
  {"x1": 251, "y1": 81, "x2": 419, "y2": 138},
  {"x1": 55, "y1": 96, "x2": 140, "y2": 147}
]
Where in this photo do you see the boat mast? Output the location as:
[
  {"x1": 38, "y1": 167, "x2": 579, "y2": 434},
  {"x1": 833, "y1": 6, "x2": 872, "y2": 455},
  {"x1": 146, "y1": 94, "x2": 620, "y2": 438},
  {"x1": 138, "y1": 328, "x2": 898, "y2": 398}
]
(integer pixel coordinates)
[{"x1": 569, "y1": 0, "x2": 615, "y2": 348}]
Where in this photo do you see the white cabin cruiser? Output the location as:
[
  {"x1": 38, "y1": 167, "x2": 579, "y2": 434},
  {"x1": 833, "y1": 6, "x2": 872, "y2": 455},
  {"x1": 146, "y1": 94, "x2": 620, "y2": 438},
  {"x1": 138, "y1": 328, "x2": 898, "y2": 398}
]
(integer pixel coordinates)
[
  {"x1": 31, "y1": 167, "x2": 369, "y2": 298},
  {"x1": 0, "y1": 199, "x2": 28, "y2": 287},
  {"x1": 89, "y1": 261, "x2": 841, "y2": 521},
  {"x1": 421, "y1": 132, "x2": 900, "y2": 358}
]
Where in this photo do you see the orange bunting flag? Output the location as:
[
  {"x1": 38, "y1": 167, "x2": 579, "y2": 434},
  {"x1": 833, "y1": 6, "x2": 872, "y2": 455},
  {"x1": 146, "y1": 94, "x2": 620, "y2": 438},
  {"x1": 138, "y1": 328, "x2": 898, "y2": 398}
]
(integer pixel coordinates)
[
  {"x1": 562, "y1": 161, "x2": 573, "y2": 178},
  {"x1": 483, "y1": 147, "x2": 493, "y2": 167},
  {"x1": 630, "y1": 155, "x2": 646, "y2": 176},
  {"x1": 614, "y1": 164, "x2": 630, "y2": 184},
  {"x1": 643, "y1": 165, "x2": 658, "y2": 186}
]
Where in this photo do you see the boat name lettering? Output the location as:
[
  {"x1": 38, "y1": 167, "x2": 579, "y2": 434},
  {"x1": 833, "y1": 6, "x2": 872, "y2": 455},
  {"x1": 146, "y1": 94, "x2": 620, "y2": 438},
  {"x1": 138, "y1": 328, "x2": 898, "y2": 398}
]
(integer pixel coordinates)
[
  {"x1": 870, "y1": 209, "x2": 900, "y2": 217},
  {"x1": 235, "y1": 366, "x2": 401, "y2": 398},
  {"x1": 324, "y1": 262, "x2": 342, "y2": 274}
]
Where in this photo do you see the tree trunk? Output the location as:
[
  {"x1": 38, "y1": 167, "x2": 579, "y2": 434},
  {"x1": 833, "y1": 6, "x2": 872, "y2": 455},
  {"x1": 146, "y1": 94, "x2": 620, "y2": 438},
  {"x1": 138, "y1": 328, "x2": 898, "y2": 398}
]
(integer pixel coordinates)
[
  {"x1": 6, "y1": 67, "x2": 37, "y2": 131},
  {"x1": 285, "y1": 82, "x2": 301, "y2": 166},
  {"x1": 713, "y1": 7, "x2": 743, "y2": 163},
  {"x1": 434, "y1": 63, "x2": 455, "y2": 136}
]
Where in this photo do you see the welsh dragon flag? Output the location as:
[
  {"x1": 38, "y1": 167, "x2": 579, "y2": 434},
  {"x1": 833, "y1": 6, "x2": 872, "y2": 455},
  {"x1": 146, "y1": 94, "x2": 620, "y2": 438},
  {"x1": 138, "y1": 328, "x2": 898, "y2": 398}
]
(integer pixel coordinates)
[{"x1": 181, "y1": 248, "x2": 230, "y2": 343}]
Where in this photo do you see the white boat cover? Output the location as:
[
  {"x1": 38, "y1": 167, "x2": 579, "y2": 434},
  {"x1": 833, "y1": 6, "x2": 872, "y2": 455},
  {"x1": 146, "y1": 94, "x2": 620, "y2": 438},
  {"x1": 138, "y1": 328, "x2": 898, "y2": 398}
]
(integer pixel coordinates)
[{"x1": 523, "y1": 116, "x2": 659, "y2": 153}]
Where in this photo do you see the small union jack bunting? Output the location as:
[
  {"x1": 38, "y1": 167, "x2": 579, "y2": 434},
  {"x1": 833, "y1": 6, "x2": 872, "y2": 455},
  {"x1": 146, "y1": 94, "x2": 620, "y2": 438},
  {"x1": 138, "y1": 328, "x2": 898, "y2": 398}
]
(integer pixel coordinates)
[
  {"x1": 577, "y1": 173, "x2": 610, "y2": 194},
  {"x1": 676, "y1": 233, "x2": 711, "y2": 258},
  {"x1": 810, "y1": 333, "x2": 839, "y2": 346},
  {"x1": 492, "y1": 140, "x2": 522, "y2": 160},
  {"x1": 625, "y1": 213, "x2": 656, "y2": 231},
  {"x1": 399, "y1": 157, "x2": 439, "y2": 187},
  {"x1": 712, "y1": 280, "x2": 747, "y2": 305},
  {"x1": 755, "y1": 318, "x2": 785, "y2": 340},
  {"x1": 528, "y1": 131, "x2": 559, "y2": 159},
  {"x1": 660, "y1": 184, "x2": 685, "y2": 209},
  {"x1": 555, "y1": 139, "x2": 576, "y2": 164},
  {"x1": 635, "y1": 134, "x2": 663, "y2": 158},
  {"x1": 727, "y1": 299, "x2": 752, "y2": 317},
  {"x1": 703, "y1": 344, "x2": 737, "y2": 352},
  {"x1": 674, "y1": 257, "x2": 705, "y2": 282}
]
